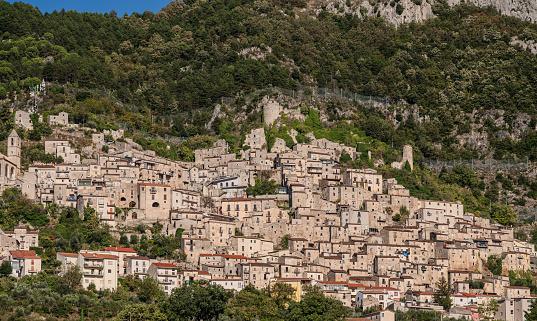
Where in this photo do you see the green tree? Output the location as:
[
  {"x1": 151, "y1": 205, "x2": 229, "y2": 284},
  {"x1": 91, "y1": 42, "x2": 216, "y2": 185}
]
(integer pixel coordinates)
[
  {"x1": 526, "y1": 299, "x2": 537, "y2": 321},
  {"x1": 433, "y1": 276, "x2": 452, "y2": 311},
  {"x1": 440, "y1": 165, "x2": 482, "y2": 191},
  {"x1": 0, "y1": 85, "x2": 7, "y2": 99},
  {"x1": 287, "y1": 286, "x2": 351, "y2": 321},
  {"x1": 224, "y1": 285, "x2": 283, "y2": 321},
  {"x1": 58, "y1": 266, "x2": 82, "y2": 293},
  {"x1": 487, "y1": 255, "x2": 503, "y2": 276},
  {"x1": 120, "y1": 275, "x2": 165, "y2": 304},
  {"x1": 268, "y1": 283, "x2": 295, "y2": 309},
  {"x1": 130, "y1": 234, "x2": 139, "y2": 244},
  {"x1": 0, "y1": 188, "x2": 48, "y2": 229},
  {"x1": 115, "y1": 304, "x2": 167, "y2": 321},
  {"x1": 339, "y1": 151, "x2": 352, "y2": 164},
  {"x1": 0, "y1": 260, "x2": 12, "y2": 277},
  {"x1": 477, "y1": 299, "x2": 499, "y2": 321},
  {"x1": 279, "y1": 234, "x2": 290, "y2": 250},
  {"x1": 490, "y1": 204, "x2": 517, "y2": 226},
  {"x1": 395, "y1": 310, "x2": 449, "y2": 320},
  {"x1": 393, "y1": 206, "x2": 410, "y2": 223},
  {"x1": 119, "y1": 234, "x2": 129, "y2": 245},
  {"x1": 246, "y1": 178, "x2": 279, "y2": 196},
  {"x1": 138, "y1": 277, "x2": 166, "y2": 304},
  {"x1": 162, "y1": 281, "x2": 229, "y2": 321},
  {"x1": 509, "y1": 271, "x2": 537, "y2": 293}
]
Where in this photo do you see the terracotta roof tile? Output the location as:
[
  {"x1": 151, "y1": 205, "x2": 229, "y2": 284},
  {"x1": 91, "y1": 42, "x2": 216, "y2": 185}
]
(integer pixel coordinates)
[{"x1": 10, "y1": 250, "x2": 39, "y2": 259}]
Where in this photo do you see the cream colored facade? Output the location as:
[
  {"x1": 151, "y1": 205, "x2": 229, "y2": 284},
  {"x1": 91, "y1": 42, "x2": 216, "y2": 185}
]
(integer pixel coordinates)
[
  {"x1": 147, "y1": 262, "x2": 179, "y2": 295},
  {"x1": 78, "y1": 252, "x2": 118, "y2": 291},
  {"x1": 138, "y1": 183, "x2": 171, "y2": 220},
  {"x1": 0, "y1": 108, "x2": 533, "y2": 315},
  {"x1": 9, "y1": 250, "x2": 41, "y2": 277}
]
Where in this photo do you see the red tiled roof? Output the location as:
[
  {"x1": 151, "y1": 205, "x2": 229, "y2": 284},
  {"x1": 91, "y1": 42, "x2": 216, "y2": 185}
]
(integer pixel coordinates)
[
  {"x1": 347, "y1": 283, "x2": 368, "y2": 289},
  {"x1": 320, "y1": 281, "x2": 348, "y2": 285},
  {"x1": 153, "y1": 262, "x2": 177, "y2": 268},
  {"x1": 30, "y1": 164, "x2": 56, "y2": 168},
  {"x1": 58, "y1": 252, "x2": 78, "y2": 258},
  {"x1": 222, "y1": 254, "x2": 248, "y2": 260},
  {"x1": 128, "y1": 256, "x2": 150, "y2": 260},
  {"x1": 104, "y1": 246, "x2": 137, "y2": 253},
  {"x1": 81, "y1": 252, "x2": 118, "y2": 260},
  {"x1": 10, "y1": 250, "x2": 39, "y2": 259}
]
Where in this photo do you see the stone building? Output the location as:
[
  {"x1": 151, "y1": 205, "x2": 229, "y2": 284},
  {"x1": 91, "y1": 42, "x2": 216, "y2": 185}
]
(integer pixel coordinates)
[
  {"x1": 391, "y1": 145, "x2": 413, "y2": 171},
  {"x1": 49, "y1": 112, "x2": 69, "y2": 126},
  {"x1": 14, "y1": 110, "x2": 33, "y2": 130}
]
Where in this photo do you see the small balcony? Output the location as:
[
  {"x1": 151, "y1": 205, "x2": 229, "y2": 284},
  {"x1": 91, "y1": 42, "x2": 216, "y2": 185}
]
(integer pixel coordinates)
[
  {"x1": 84, "y1": 262, "x2": 104, "y2": 269},
  {"x1": 159, "y1": 278, "x2": 174, "y2": 284},
  {"x1": 83, "y1": 271, "x2": 104, "y2": 277}
]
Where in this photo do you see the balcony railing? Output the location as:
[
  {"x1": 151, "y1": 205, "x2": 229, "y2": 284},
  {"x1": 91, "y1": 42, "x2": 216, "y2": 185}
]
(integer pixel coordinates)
[{"x1": 84, "y1": 263, "x2": 104, "y2": 269}]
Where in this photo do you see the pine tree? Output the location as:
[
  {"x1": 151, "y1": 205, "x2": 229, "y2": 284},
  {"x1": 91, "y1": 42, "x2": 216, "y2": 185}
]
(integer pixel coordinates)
[
  {"x1": 433, "y1": 276, "x2": 452, "y2": 311},
  {"x1": 526, "y1": 300, "x2": 537, "y2": 321},
  {"x1": 0, "y1": 261, "x2": 12, "y2": 277}
]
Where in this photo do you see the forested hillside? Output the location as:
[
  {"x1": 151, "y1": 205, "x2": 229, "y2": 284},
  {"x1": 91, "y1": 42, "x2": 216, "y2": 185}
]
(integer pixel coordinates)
[
  {"x1": 1, "y1": 0, "x2": 536, "y2": 159},
  {"x1": 0, "y1": 0, "x2": 536, "y2": 218}
]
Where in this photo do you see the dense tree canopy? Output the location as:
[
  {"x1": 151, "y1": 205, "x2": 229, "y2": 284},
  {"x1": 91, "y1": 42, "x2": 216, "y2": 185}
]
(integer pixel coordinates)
[{"x1": 1, "y1": 0, "x2": 537, "y2": 161}]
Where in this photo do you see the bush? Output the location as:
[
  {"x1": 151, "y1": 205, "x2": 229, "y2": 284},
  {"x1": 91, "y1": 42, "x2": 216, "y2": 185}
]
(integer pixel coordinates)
[
  {"x1": 246, "y1": 178, "x2": 279, "y2": 196},
  {"x1": 396, "y1": 4, "x2": 404, "y2": 14},
  {"x1": 487, "y1": 255, "x2": 503, "y2": 276}
]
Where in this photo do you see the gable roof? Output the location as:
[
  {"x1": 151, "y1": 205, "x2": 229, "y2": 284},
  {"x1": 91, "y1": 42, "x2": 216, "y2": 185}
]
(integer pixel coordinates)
[{"x1": 10, "y1": 250, "x2": 38, "y2": 259}]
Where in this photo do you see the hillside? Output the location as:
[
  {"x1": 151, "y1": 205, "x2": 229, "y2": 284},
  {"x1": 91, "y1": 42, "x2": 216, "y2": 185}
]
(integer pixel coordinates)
[
  {"x1": 0, "y1": 0, "x2": 536, "y2": 215},
  {"x1": 1, "y1": 1, "x2": 537, "y2": 320}
]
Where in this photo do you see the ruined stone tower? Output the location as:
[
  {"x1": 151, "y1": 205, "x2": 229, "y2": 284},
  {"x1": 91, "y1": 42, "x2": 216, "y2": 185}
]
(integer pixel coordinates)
[
  {"x1": 402, "y1": 145, "x2": 413, "y2": 171},
  {"x1": 391, "y1": 144, "x2": 413, "y2": 171},
  {"x1": 262, "y1": 97, "x2": 283, "y2": 126}
]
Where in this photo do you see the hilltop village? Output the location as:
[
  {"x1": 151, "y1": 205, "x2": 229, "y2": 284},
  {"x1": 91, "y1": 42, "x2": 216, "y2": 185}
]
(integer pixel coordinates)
[{"x1": 0, "y1": 106, "x2": 535, "y2": 321}]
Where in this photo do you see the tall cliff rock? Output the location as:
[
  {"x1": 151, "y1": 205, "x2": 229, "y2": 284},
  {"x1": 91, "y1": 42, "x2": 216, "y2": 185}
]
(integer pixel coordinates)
[
  {"x1": 309, "y1": 0, "x2": 537, "y2": 25},
  {"x1": 448, "y1": 0, "x2": 537, "y2": 23}
]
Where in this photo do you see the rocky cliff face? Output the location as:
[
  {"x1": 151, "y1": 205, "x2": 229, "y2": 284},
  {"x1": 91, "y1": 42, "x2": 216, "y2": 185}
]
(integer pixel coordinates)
[
  {"x1": 309, "y1": 0, "x2": 537, "y2": 25},
  {"x1": 448, "y1": 0, "x2": 537, "y2": 23},
  {"x1": 309, "y1": 0, "x2": 435, "y2": 25}
]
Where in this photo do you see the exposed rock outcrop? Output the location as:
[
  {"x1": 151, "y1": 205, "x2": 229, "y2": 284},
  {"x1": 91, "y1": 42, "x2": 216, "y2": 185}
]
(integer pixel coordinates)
[
  {"x1": 511, "y1": 36, "x2": 537, "y2": 54},
  {"x1": 310, "y1": 0, "x2": 436, "y2": 25},
  {"x1": 308, "y1": 0, "x2": 537, "y2": 26},
  {"x1": 448, "y1": 0, "x2": 537, "y2": 24}
]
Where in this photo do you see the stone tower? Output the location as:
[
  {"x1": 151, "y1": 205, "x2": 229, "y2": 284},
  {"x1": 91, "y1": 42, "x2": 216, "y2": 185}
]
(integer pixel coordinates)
[
  {"x1": 7, "y1": 129, "x2": 21, "y2": 169},
  {"x1": 262, "y1": 97, "x2": 283, "y2": 126},
  {"x1": 390, "y1": 144, "x2": 413, "y2": 171},
  {"x1": 402, "y1": 145, "x2": 413, "y2": 171}
]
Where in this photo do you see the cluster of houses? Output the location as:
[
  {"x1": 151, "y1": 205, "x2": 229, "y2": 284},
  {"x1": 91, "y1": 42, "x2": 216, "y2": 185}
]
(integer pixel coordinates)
[{"x1": 0, "y1": 109, "x2": 536, "y2": 321}]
